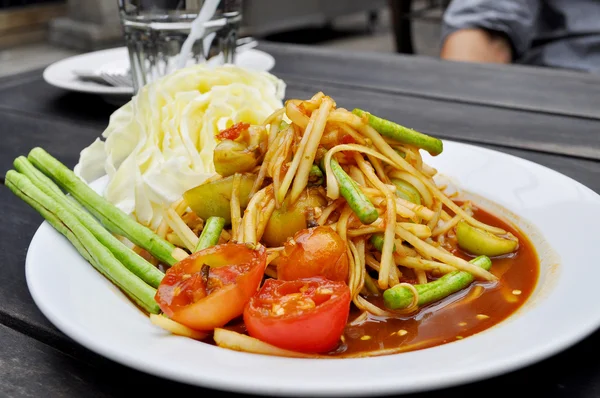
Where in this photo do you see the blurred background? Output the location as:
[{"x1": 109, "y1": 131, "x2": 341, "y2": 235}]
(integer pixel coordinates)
[{"x1": 0, "y1": 0, "x2": 448, "y2": 78}]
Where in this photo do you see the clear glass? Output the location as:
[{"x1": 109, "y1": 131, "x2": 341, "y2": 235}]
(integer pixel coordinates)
[{"x1": 117, "y1": 0, "x2": 242, "y2": 93}]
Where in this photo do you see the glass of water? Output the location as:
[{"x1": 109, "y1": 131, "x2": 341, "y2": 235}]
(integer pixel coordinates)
[{"x1": 117, "y1": 0, "x2": 243, "y2": 93}]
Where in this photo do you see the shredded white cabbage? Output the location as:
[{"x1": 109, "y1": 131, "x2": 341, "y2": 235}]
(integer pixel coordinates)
[{"x1": 75, "y1": 64, "x2": 286, "y2": 229}]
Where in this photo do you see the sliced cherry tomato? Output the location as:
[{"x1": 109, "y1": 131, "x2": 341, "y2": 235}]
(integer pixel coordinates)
[
  {"x1": 243, "y1": 277, "x2": 351, "y2": 353},
  {"x1": 155, "y1": 243, "x2": 266, "y2": 331},
  {"x1": 277, "y1": 226, "x2": 349, "y2": 282},
  {"x1": 216, "y1": 122, "x2": 250, "y2": 141}
]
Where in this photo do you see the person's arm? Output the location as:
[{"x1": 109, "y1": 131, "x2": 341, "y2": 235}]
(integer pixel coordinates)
[
  {"x1": 440, "y1": 0, "x2": 541, "y2": 64},
  {"x1": 441, "y1": 28, "x2": 512, "y2": 64}
]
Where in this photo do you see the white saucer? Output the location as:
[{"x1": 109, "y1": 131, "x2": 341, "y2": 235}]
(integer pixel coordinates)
[{"x1": 43, "y1": 46, "x2": 276, "y2": 100}]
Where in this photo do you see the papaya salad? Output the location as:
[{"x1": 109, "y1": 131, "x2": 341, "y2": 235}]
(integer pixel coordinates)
[{"x1": 5, "y1": 92, "x2": 538, "y2": 358}]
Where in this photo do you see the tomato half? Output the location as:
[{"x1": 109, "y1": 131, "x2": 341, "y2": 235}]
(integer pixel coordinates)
[
  {"x1": 277, "y1": 226, "x2": 349, "y2": 282},
  {"x1": 155, "y1": 243, "x2": 266, "y2": 331},
  {"x1": 243, "y1": 277, "x2": 351, "y2": 353}
]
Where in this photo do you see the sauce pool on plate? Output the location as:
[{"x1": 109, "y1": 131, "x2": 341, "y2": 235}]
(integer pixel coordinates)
[{"x1": 336, "y1": 206, "x2": 539, "y2": 357}]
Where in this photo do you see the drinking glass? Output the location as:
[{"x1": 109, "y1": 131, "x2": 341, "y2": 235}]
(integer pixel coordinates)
[{"x1": 117, "y1": 0, "x2": 243, "y2": 93}]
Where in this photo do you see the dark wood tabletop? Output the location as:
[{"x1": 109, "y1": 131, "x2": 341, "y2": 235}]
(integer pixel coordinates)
[{"x1": 1, "y1": 42, "x2": 600, "y2": 398}]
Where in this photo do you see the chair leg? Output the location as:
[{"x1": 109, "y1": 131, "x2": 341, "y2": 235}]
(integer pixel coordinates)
[{"x1": 388, "y1": 0, "x2": 414, "y2": 54}]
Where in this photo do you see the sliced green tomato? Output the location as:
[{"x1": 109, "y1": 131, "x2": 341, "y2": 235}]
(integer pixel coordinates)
[
  {"x1": 391, "y1": 178, "x2": 421, "y2": 205},
  {"x1": 456, "y1": 220, "x2": 518, "y2": 257},
  {"x1": 262, "y1": 188, "x2": 327, "y2": 247},
  {"x1": 183, "y1": 174, "x2": 256, "y2": 225},
  {"x1": 352, "y1": 109, "x2": 443, "y2": 156},
  {"x1": 213, "y1": 140, "x2": 261, "y2": 177}
]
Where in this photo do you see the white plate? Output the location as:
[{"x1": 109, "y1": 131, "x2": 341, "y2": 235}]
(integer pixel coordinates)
[
  {"x1": 25, "y1": 140, "x2": 600, "y2": 396},
  {"x1": 42, "y1": 46, "x2": 276, "y2": 98}
]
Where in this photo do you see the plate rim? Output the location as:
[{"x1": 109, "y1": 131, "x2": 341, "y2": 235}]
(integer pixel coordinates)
[
  {"x1": 43, "y1": 47, "x2": 134, "y2": 95},
  {"x1": 23, "y1": 139, "x2": 600, "y2": 396},
  {"x1": 42, "y1": 46, "x2": 276, "y2": 96}
]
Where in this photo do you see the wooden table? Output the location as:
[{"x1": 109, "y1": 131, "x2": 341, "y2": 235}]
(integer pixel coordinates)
[{"x1": 1, "y1": 42, "x2": 599, "y2": 397}]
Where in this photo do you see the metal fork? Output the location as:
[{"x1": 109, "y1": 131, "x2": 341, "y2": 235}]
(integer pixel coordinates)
[{"x1": 100, "y1": 71, "x2": 133, "y2": 88}]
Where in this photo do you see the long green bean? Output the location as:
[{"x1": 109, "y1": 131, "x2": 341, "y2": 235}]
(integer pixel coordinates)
[
  {"x1": 6, "y1": 171, "x2": 160, "y2": 313},
  {"x1": 353, "y1": 109, "x2": 443, "y2": 156},
  {"x1": 195, "y1": 216, "x2": 225, "y2": 252},
  {"x1": 328, "y1": 157, "x2": 378, "y2": 225},
  {"x1": 6, "y1": 180, "x2": 94, "y2": 265},
  {"x1": 28, "y1": 148, "x2": 178, "y2": 266},
  {"x1": 383, "y1": 255, "x2": 492, "y2": 310},
  {"x1": 14, "y1": 156, "x2": 165, "y2": 288}
]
